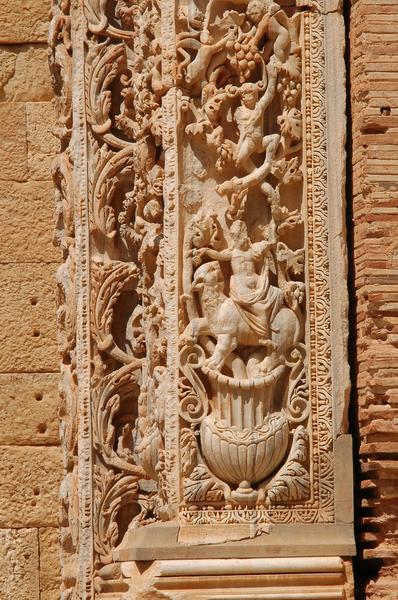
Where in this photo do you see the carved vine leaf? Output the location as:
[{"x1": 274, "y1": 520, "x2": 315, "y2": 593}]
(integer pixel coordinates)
[
  {"x1": 91, "y1": 259, "x2": 143, "y2": 366},
  {"x1": 180, "y1": 427, "x2": 198, "y2": 477},
  {"x1": 272, "y1": 157, "x2": 302, "y2": 185},
  {"x1": 183, "y1": 464, "x2": 224, "y2": 503},
  {"x1": 94, "y1": 467, "x2": 140, "y2": 566},
  {"x1": 266, "y1": 426, "x2": 310, "y2": 504}
]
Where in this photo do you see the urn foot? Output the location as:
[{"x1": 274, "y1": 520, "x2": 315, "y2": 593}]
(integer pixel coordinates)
[{"x1": 231, "y1": 480, "x2": 258, "y2": 504}]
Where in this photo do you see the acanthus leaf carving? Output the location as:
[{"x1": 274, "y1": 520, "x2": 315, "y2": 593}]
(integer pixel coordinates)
[
  {"x1": 93, "y1": 467, "x2": 140, "y2": 567},
  {"x1": 91, "y1": 259, "x2": 143, "y2": 366},
  {"x1": 265, "y1": 426, "x2": 310, "y2": 504},
  {"x1": 53, "y1": 0, "x2": 345, "y2": 592}
]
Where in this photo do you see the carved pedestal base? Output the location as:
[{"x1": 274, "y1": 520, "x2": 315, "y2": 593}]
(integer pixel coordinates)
[
  {"x1": 50, "y1": 0, "x2": 354, "y2": 597},
  {"x1": 114, "y1": 557, "x2": 354, "y2": 600},
  {"x1": 114, "y1": 522, "x2": 355, "y2": 561}
]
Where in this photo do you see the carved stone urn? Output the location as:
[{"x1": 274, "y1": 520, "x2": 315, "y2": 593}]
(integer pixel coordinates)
[{"x1": 200, "y1": 366, "x2": 289, "y2": 503}]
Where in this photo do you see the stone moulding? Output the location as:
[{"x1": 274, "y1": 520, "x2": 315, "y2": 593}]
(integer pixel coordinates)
[{"x1": 50, "y1": 0, "x2": 354, "y2": 597}]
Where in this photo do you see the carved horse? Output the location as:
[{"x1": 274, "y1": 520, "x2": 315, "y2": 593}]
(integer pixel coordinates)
[{"x1": 182, "y1": 261, "x2": 301, "y2": 374}]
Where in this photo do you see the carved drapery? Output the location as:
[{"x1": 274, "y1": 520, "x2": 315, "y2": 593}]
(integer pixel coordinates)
[{"x1": 50, "y1": 0, "x2": 353, "y2": 597}]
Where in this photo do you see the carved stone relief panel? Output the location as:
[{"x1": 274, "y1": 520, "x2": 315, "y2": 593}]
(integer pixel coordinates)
[
  {"x1": 177, "y1": 0, "x2": 309, "y2": 522},
  {"x1": 51, "y1": 0, "x2": 353, "y2": 597}
]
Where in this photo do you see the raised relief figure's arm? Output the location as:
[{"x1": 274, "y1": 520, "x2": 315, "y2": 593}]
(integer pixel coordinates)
[
  {"x1": 257, "y1": 64, "x2": 278, "y2": 116},
  {"x1": 194, "y1": 247, "x2": 232, "y2": 261},
  {"x1": 251, "y1": 2, "x2": 281, "y2": 47}
]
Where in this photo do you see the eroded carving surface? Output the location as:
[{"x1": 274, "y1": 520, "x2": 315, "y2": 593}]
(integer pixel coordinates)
[
  {"x1": 52, "y1": 0, "x2": 342, "y2": 595},
  {"x1": 177, "y1": 0, "x2": 314, "y2": 523}
]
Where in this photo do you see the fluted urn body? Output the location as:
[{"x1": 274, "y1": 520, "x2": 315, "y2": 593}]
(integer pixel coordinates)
[{"x1": 200, "y1": 368, "x2": 289, "y2": 492}]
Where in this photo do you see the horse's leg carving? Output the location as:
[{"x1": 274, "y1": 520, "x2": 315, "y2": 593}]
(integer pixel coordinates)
[
  {"x1": 205, "y1": 334, "x2": 238, "y2": 370},
  {"x1": 182, "y1": 317, "x2": 210, "y2": 344}
]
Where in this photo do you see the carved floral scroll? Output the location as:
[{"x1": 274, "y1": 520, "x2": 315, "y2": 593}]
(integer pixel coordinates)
[{"x1": 51, "y1": 0, "x2": 351, "y2": 597}]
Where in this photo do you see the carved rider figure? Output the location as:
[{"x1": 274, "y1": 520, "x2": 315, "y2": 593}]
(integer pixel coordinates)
[{"x1": 195, "y1": 219, "x2": 283, "y2": 350}]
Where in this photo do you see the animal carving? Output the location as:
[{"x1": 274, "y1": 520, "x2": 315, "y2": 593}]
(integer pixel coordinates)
[{"x1": 182, "y1": 261, "x2": 300, "y2": 374}]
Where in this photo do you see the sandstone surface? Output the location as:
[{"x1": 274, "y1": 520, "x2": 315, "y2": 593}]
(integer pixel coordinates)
[
  {"x1": 351, "y1": 0, "x2": 398, "y2": 595},
  {"x1": 0, "y1": 180, "x2": 59, "y2": 262},
  {"x1": 27, "y1": 102, "x2": 59, "y2": 180},
  {"x1": 0, "y1": 446, "x2": 62, "y2": 528},
  {"x1": 0, "y1": 0, "x2": 51, "y2": 44},
  {"x1": 39, "y1": 528, "x2": 61, "y2": 599},
  {"x1": 0, "y1": 528, "x2": 40, "y2": 599},
  {"x1": 0, "y1": 263, "x2": 59, "y2": 372},
  {"x1": 0, "y1": 373, "x2": 59, "y2": 445},
  {"x1": 0, "y1": 45, "x2": 52, "y2": 102},
  {"x1": 0, "y1": 2, "x2": 62, "y2": 599},
  {"x1": 0, "y1": 103, "x2": 28, "y2": 181}
]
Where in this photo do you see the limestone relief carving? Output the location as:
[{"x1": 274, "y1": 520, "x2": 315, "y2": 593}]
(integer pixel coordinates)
[
  {"x1": 178, "y1": 0, "x2": 310, "y2": 515},
  {"x1": 51, "y1": 0, "x2": 345, "y2": 594},
  {"x1": 50, "y1": 2, "x2": 79, "y2": 599}
]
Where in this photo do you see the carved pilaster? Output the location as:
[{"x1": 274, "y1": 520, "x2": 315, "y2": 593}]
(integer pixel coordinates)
[{"x1": 50, "y1": 0, "x2": 355, "y2": 597}]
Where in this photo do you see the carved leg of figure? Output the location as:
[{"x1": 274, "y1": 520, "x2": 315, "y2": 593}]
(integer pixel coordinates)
[
  {"x1": 217, "y1": 134, "x2": 280, "y2": 196},
  {"x1": 262, "y1": 133, "x2": 280, "y2": 162},
  {"x1": 260, "y1": 179, "x2": 278, "y2": 203},
  {"x1": 272, "y1": 28, "x2": 290, "y2": 64},
  {"x1": 182, "y1": 317, "x2": 210, "y2": 344},
  {"x1": 205, "y1": 334, "x2": 237, "y2": 370}
]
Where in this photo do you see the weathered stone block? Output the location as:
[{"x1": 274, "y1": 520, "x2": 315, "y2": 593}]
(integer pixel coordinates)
[
  {"x1": 27, "y1": 102, "x2": 59, "y2": 180},
  {"x1": 0, "y1": 373, "x2": 59, "y2": 445},
  {"x1": 0, "y1": 0, "x2": 51, "y2": 43},
  {"x1": 0, "y1": 528, "x2": 40, "y2": 600},
  {"x1": 0, "y1": 446, "x2": 62, "y2": 528},
  {"x1": 0, "y1": 263, "x2": 59, "y2": 372},
  {"x1": 0, "y1": 181, "x2": 59, "y2": 262},
  {"x1": 0, "y1": 45, "x2": 52, "y2": 102},
  {"x1": 39, "y1": 528, "x2": 61, "y2": 598},
  {"x1": 0, "y1": 103, "x2": 28, "y2": 181}
]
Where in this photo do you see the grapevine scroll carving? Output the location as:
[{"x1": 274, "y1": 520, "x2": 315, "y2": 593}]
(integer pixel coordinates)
[
  {"x1": 177, "y1": 0, "x2": 311, "y2": 517},
  {"x1": 51, "y1": 0, "x2": 343, "y2": 594}
]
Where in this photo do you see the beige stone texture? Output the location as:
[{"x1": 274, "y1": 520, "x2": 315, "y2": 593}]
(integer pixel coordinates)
[
  {"x1": 0, "y1": 102, "x2": 28, "y2": 181},
  {"x1": 0, "y1": 180, "x2": 59, "y2": 262},
  {"x1": 0, "y1": 263, "x2": 59, "y2": 373},
  {"x1": 0, "y1": 373, "x2": 59, "y2": 445},
  {"x1": 0, "y1": 446, "x2": 62, "y2": 527},
  {"x1": 0, "y1": 45, "x2": 52, "y2": 102},
  {"x1": 0, "y1": 1, "x2": 61, "y2": 598},
  {"x1": 351, "y1": 0, "x2": 398, "y2": 596},
  {"x1": 39, "y1": 528, "x2": 61, "y2": 599},
  {"x1": 0, "y1": 0, "x2": 51, "y2": 44},
  {"x1": 0, "y1": 528, "x2": 40, "y2": 600},
  {"x1": 27, "y1": 102, "x2": 59, "y2": 180},
  {"x1": 121, "y1": 557, "x2": 352, "y2": 600}
]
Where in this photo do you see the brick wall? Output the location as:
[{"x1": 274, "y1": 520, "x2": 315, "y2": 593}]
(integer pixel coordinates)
[
  {"x1": 350, "y1": 0, "x2": 398, "y2": 597},
  {"x1": 0, "y1": 2, "x2": 62, "y2": 598}
]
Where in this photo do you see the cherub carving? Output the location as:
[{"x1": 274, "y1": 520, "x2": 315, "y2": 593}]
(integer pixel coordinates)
[
  {"x1": 244, "y1": 0, "x2": 291, "y2": 64},
  {"x1": 217, "y1": 64, "x2": 280, "y2": 196}
]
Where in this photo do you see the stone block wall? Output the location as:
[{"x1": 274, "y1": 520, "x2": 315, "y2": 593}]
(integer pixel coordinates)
[
  {"x1": 0, "y1": 1, "x2": 397, "y2": 598},
  {"x1": 350, "y1": 0, "x2": 398, "y2": 597},
  {"x1": 0, "y1": 2, "x2": 62, "y2": 599}
]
